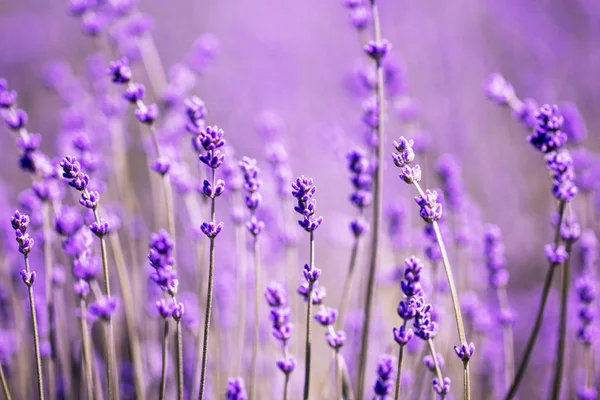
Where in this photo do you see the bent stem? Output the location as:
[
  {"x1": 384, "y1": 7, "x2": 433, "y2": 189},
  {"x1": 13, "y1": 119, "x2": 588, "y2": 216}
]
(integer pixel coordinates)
[
  {"x1": 25, "y1": 256, "x2": 45, "y2": 400},
  {"x1": 356, "y1": 2, "x2": 386, "y2": 397},
  {"x1": 92, "y1": 207, "x2": 117, "y2": 400},
  {"x1": 0, "y1": 362, "x2": 11, "y2": 400},
  {"x1": 159, "y1": 320, "x2": 169, "y2": 400},
  {"x1": 550, "y1": 238, "x2": 573, "y2": 400},
  {"x1": 176, "y1": 320, "x2": 184, "y2": 400},
  {"x1": 413, "y1": 181, "x2": 470, "y2": 400},
  {"x1": 303, "y1": 231, "x2": 316, "y2": 400},
  {"x1": 79, "y1": 299, "x2": 94, "y2": 400},
  {"x1": 198, "y1": 168, "x2": 217, "y2": 400},
  {"x1": 504, "y1": 200, "x2": 566, "y2": 400},
  {"x1": 41, "y1": 204, "x2": 56, "y2": 400},
  {"x1": 250, "y1": 236, "x2": 261, "y2": 399}
]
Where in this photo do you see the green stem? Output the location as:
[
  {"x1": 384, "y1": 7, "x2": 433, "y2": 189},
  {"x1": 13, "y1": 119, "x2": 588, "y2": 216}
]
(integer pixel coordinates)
[
  {"x1": 176, "y1": 320, "x2": 183, "y2": 400},
  {"x1": 25, "y1": 256, "x2": 45, "y2": 400},
  {"x1": 550, "y1": 239, "x2": 573, "y2": 399},
  {"x1": 159, "y1": 320, "x2": 169, "y2": 400},
  {"x1": 198, "y1": 168, "x2": 217, "y2": 400},
  {"x1": 427, "y1": 340, "x2": 445, "y2": 400},
  {"x1": 80, "y1": 299, "x2": 94, "y2": 400},
  {"x1": 0, "y1": 362, "x2": 11, "y2": 400},
  {"x1": 356, "y1": 1, "x2": 385, "y2": 396},
  {"x1": 41, "y1": 204, "x2": 56, "y2": 400},
  {"x1": 250, "y1": 235, "x2": 261, "y2": 399},
  {"x1": 497, "y1": 287, "x2": 515, "y2": 391},
  {"x1": 303, "y1": 231, "x2": 315, "y2": 400},
  {"x1": 504, "y1": 200, "x2": 566, "y2": 399},
  {"x1": 394, "y1": 335, "x2": 406, "y2": 400}
]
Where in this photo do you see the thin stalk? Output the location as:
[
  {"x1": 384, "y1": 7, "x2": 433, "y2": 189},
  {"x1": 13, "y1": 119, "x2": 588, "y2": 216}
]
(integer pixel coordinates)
[
  {"x1": 283, "y1": 374, "x2": 290, "y2": 400},
  {"x1": 497, "y1": 287, "x2": 515, "y2": 391},
  {"x1": 92, "y1": 207, "x2": 117, "y2": 400},
  {"x1": 176, "y1": 321, "x2": 183, "y2": 400},
  {"x1": 584, "y1": 343, "x2": 592, "y2": 391},
  {"x1": 338, "y1": 234, "x2": 360, "y2": 326},
  {"x1": 0, "y1": 363, "x2": 11, "y2": 400},
  {"x1": 108, "y1": 233, "x2": 145, "y2": 399},
  {"x1": 504, "y1": 200, "x2": 566, "y2": 399},
  {"x1": 80, "y1": 299, "x2": 94, "y2": 400},
  {"x1": 159, "y1": 320, "x2": 169, "y2": 400},
  {"x1": 234, "y1": 216, "x2": 247, "y2": 376},
  {"x1": 550, "y1": 239, "x2": 573, "y2": 400},
  {"x1": 250, "y1": 236, "x2": 261, "y2": 399},
  {"x1": 25, "y1": 256, "x2": 45, "y2": 400},
  {"x1": 303, "y1": 231, "x2": 316, "y2": 400},
  {"x1": 356, "y1": 0, "x2": 385, "y2": 395},
  {"x1": 426, "y1": 340, "x2": 445, "y2": 400},
  {"x1": 394, "y1": 338, "x2": 406, "y2": 399},
  {"x1": 41, "y1": 204, "x2": 56, "y2": 400},
  {"x1": 413, "y1": 181, "x2": 470, "y2": 399},
  {"x1": 198, "y1": 168, "x2": 217, "y2": 400}
]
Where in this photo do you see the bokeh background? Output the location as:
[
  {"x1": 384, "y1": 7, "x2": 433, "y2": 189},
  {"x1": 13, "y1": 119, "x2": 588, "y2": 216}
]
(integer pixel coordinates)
[{"x1": 1, "y1": 0, "x2": 599, "y2": 399}]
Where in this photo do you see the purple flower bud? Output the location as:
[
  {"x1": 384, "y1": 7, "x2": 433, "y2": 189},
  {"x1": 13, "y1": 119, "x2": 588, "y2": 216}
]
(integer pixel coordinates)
[
  {"x1": 576, "y1": 387, "x2": 598, "y2": 400},
  {"x1": 453, "y1": 342, "x2": 475, "y2": 362},
  {"x1": 89, "y1": 219, "x2": 110, "y2": 238},
  {"x1": 348, "y1": 6, "x2": 370, "y2": 30},
  {"x1": 15, "y1": 230, "x2": 34, "y2": 255},
  {"x1": 433, "y1": 377, "x2": 451, "y2": 395},
  {"x1": 5, "y1": 109, "x2": 28, "y2": 130},
  {"x1": 350, "y1": 217, "x2": 368, "y2": 238},
  {"x1": 265, "y1": 283, "x2": 287, "y2": 308},
  {"x1": 414, "y1": 190, "x2": 443, "y2": 223},
  {"x1": 393, "y1": 325, "x2": 414, "y2": 345},
  {"x1": 246, "y1": 216, "x2": 264, "y2": 237},
  {"x1": 272, "y1": 323, "x2": 293, "y2": 341},
  {"x1": 88, "y1": 296, "x2": 117, "y2": 320},
  {"x1": 373, "y1": 354, "x2": 395, "y2": 397},
  {"x1": 16, "y1": 133, "x2": 42, "y2": 152},
  {"x1": 74, "y1": 279, "x2": 90, "y2": 298},
  {"x1": 200, "y1": 221, "x2": 223, "y2": 238},
  {"x1": 226, "y1": 377, "x2": 247, "y2": 400},
  {"x1": 0, "y1": 89, "x2": 17, "y2": 108},
  {"x1": 545, "y1": 243, "x2": 568, "y2": 264},
  {"x1": 484, "y1": 73, "x2": 515, "y2": 105},
  {"x1": 303, "y1": 264, "x2": 322, "y2": 283},
  {"x1": 156, "y1": 299, "x2": 175, "y2": 319},
  {"x1": 314, "y1": 307, "x2": 338, "y2": 326},
  {"x1": 151, "y1": 157, "x2": 171, "y2": 176},
  {"x1": 528, "y1": 104, "x2": 567, "y2": 154},
  {"x1": 326, "y1": 330, "x2": 346, "y2": 350},
  {"x1": 134, "y1": 103, "x2": 159, "y2": 124},
  {"x1": 276, "y1": 355, "x2": 296, "y2": 375},
  {"x1": 172, "y1": 302, "x2": 185, "y2": 321},
  {"x1": 364, "y1": 40, "x2": 392, "y2": 61},
  {"x1": 423, "y1": 353, "x2": 444, "y2": 372},
  {"x1": 79, "y1": 190, "x2": 99, "y2": 209},
  {"x1": 20, "y1": 270, "x2": 36, "y2": 286},
  {"x1": 107, "y1": 58, "x2": 132, "y2": 84},
  {"x1": 123, "y1": 83, "x2": 145, "y2": 103}
]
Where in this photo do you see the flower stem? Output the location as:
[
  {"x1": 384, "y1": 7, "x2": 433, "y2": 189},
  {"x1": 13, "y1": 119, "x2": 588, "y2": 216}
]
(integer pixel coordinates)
[
  {"x1": 497, "y1": 286, "x2": 515, "y2": 391},
  {"x1": 176, "y1": 320, "x2": 184, "y2": 400},
  {"x1": 283, "y1": 373, "x2": 290, "y2": 400},
  {"x1": 394, "y1": 325, "x2": 407, "y2": 400},
  {"x1": 233, "y1": 198, "x2": 247, "y2": 376},
  {"x1": 427, "y1": 339, "x2": 445, "y2": 400},
  {"x1": 504, "y1": 200, "x2": 566, "y2": 400},
  {"x1": 250, "y1": 235, "x2": 261, "y2": 399},
  {"x1": 80, "y1": 298, "x2": 94, "y2": 400},
  {"x1": 198, "y1": 168, "x2": 217, "y2": 400},
  {"x1": 303, "y1": 231, "x2": 315, "y2": 400},
  {"x1": 0, "y1": 362, "x2": 11, "y2": 400},
  {"x1": 41, "y1": 204, "x2": 56, "y2": 400},
  {"x1": 550, "y1": 238, "x2": 573, "y2": 400},
  {"x1": 338, "y1": 235, "x2": 360, "y2": 326},
  {"x1": 25, "y1": 256, "x2": 45, "y2": 400},
  {"x1": 159, "y1": 320, "x2": 169, "y2": 400},
  {"x1": 92, "y1": 207, "x2": 117, "y2": 400},
  {"x1": 356, "y1": 1, "x2": 385, "y2": 396}
]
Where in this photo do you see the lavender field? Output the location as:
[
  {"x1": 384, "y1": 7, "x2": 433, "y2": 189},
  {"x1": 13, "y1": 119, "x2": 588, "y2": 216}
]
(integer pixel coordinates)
[{"x1": 0, "y1": 0, "x2": 599, "y2": 399}]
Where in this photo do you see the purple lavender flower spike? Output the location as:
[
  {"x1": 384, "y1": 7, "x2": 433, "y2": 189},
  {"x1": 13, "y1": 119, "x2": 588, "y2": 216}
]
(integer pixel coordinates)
[
  {"x1": 364, "y1": 39, "x2": 391, "y2": 61},
  {"x1": 484, "y1": 73, "x2": 515, "y2": 105},
  {"x1": 373, "y1": 354, "x2": 395, "y2": 398},
  {"x1": 265, "y1": 283, "x2": 287, "y2": 308},
  {"x1": 88, "y1": 296, "x2": 117, "y2": 321},
  {"x1": 545, "y1": 243, "x2": 568, "y2": 264},
  {"x1": 226, "y1": 377, "x2": 248, "y2": 400},
  {"x1": 453, "y1": 342, "x2": 476, "y2": 362},
  {"x1": 107, "y1": 58, "x2": 132, "y2": 84},
  {"x1": 527, "y1": 104, "x2": 567, "y2": 154},
  {"x1": 89, "y1": 219, "x2": 110, "y2": 238},
  {"x1": 292, "y1": 176, "x2": 323, "y2": 232},
  {"x1": 433, "y1": 377, "x2": 451, "y2": 396},
  {"x1": 134, "y1": 103, "x2": 159, "y2": 124},
  {"x1": 326, "y1": 330, "x2": 346, "y2": 350},
  {"x1": 414, "y1": 190, "x2": 443, "y2": 223},
  {"x1": 314, "y1": 307, "x2": 338, "y2": 326},
  {"x1": 151, "y1": 157, "x2": 171, "y2": 176},
  {"x1": 393, "y1": 325, "x2": 413, "y2": 345}
]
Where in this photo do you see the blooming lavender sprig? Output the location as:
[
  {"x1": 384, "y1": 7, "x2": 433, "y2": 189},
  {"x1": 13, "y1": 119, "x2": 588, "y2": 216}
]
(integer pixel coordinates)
[
  {"x1": 392, "y1": 136, "x2": 473, "y2": 399},
  {"x1": 108, "y1": 57, "x2": 176, "y2": 237},
  {"x1": 265, "y1": 283, "x2": 296, "y2": 400},
  {"x1": 392, "y1": 256, "x2": 423, "y2": 400},
  {"x1": 505, "y1": 105, "x2": 578, "y2": 400},
  {"x1": 239, "y1": 156, "x2": 265, "y2": 399},
  {"x1": 483, "y1": 225, "x2": 515, "y2": 391},
  {"x1": 484, "y1": 73, "x2": 538, "y2": 129},
  {"x1": 338, "y1": 149, "x2": 371, "y2": 325},
  {"x1": 149, "y1": 229, "x2": 185, "y2": 400},
  {"x1": 60, "y1": 155, "x2": 118, "y2": 398},
  {"x1": 292, "y1": 175, "x2": 322, "y2": 400},
  {"x1": 198, "y1": 124, "x2": 226, "y2": 400},
  {"x1": 11, "y1": 211, "x2": 43, "y2": 399}
]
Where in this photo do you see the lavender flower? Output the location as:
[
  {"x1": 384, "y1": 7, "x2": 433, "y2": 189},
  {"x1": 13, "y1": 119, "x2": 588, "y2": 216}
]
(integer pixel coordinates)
[
  {"x1": 226, "y1": 377, "x2": 248, "y2": 400},
  {"x1": 292, "y1": 176, "x2": 323, "y2": 233},
  {"x1": 373, "y1": 354, "x2": 395, "y2": 399},
  {"x1": 527, "y1": 104, "x2": 567, "y2": 154}
]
